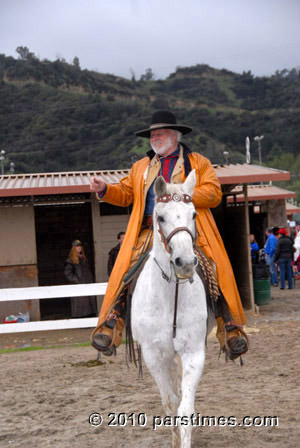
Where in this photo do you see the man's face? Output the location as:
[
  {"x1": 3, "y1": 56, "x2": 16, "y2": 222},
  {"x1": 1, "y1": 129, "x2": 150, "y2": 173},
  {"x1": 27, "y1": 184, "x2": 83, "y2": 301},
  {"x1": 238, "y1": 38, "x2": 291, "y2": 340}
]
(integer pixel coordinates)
[
  {"x1": 150, "y1": 129, "x2": 178, "y2": 156},
  {"x1": 119, "y1": 234, "x2": 125, "y2": 245}
]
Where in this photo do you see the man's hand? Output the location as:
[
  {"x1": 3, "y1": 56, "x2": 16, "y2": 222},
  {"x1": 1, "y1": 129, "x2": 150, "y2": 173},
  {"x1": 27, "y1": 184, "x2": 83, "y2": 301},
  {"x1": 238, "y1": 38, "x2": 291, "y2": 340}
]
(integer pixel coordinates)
[{"x1": 90, "y1": 176, "x2": 106, "y2": 192}]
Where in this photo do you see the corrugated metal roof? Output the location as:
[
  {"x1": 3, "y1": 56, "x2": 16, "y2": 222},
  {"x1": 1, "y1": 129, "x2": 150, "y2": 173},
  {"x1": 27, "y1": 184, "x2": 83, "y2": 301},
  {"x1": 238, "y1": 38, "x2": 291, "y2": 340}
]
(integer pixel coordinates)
[
  {"x1": 213, "y1": 163, "x2": 290, "y2": 184},
  {"x1": 0, "y1": 170, "x2": 129, "y2": 197},
  {"x1": 227, "y1": 185, "x2": 296, "y2": 203},
  {"x1": 286, "y1": 203, "x2": 300, "y2": 214},
  {"x1": 0, "y1": 164, "x2": 291, "y2": 198}
]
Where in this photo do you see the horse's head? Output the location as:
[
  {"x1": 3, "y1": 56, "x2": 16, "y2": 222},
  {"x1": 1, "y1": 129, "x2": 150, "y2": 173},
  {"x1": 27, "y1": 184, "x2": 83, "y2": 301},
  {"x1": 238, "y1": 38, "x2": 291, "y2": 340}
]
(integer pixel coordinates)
[{"x1": 153, "y1": 170, "x2": 198, "y2": 280}]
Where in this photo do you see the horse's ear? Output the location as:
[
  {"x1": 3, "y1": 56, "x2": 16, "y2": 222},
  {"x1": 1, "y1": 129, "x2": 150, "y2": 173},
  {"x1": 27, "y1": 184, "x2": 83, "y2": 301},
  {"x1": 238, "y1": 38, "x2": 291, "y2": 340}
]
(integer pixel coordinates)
[
  {"x1": 154, "y1": 176, "x2": 167, "y2": 197},
  {"x1": 182, "y1": 169, "x2": 196, "y2": 196}
]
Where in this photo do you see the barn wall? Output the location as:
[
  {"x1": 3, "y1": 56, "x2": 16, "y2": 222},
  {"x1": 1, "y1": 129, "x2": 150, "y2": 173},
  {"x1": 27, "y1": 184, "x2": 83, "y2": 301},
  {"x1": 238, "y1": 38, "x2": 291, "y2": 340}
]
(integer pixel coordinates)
[
  {"x1": 264, "y1": 199, "x2": 287, "y2": 227},
  {"x1": 0, "y1": 205, "x2": 37, "y2": 266},
  {"x1": 0, "y1": 205, "x2": 40, "y2": 320}
]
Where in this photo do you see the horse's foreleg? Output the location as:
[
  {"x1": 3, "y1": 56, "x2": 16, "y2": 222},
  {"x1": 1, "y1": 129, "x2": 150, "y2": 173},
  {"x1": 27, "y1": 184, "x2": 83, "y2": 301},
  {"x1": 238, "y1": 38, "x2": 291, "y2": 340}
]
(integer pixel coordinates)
[
  {"x1": 142, "y1": 347, "x2": 179, "y2": 415},
  {"x1": 143, "y1": 349, "x2": 181, "y2": 448},
  {"x1": 177, "y1": 351, "x2": 206, "y2": 448},
  {"x1": 169, "y1": 356, "x2": 181, "y2": 405}
]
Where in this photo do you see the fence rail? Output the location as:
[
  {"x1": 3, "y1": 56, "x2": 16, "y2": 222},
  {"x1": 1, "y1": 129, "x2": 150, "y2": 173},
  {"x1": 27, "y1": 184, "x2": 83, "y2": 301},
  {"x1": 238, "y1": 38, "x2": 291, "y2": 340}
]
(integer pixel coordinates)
[{"x1": 0, "y1": 283, "x2": 107, "y2": 334}]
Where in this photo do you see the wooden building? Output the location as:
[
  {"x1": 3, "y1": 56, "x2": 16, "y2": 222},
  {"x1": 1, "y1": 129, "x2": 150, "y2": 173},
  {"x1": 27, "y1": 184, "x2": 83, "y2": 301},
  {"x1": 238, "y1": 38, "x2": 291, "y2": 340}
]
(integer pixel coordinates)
[{"x1": 0, "y1": 164, "x2": 293, "y2": 321}]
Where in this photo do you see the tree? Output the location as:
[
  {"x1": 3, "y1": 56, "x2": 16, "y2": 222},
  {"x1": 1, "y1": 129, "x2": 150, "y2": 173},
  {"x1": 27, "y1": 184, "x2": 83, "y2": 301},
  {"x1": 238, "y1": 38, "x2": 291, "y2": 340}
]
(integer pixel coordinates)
[
  {"x1": 15, "y1": 46, "x2": 36, "y2": 61},
  {"x1": 130, "y1": 68, "x2": 136, "y2": 82},
  {"x1": 73, "y1": 56, "x2": 80, "y2": 70},
  {"x1": 140, "y1": 68, "x2": 155, "y2": 81}
]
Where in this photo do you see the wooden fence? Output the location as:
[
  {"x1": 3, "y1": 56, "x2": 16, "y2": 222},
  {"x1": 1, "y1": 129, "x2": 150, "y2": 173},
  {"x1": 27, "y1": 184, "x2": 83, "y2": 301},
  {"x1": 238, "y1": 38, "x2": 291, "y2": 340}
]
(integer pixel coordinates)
[{"x1": 0, "y1": 283, "x2": 107, "y2": 334}]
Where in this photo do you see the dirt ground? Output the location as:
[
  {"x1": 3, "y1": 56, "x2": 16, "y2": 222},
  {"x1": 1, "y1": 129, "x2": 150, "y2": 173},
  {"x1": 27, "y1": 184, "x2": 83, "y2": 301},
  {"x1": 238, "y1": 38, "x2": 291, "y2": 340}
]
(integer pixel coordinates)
[{"x1": 1, "y1": 283, "x2": 300, "y2": 448}]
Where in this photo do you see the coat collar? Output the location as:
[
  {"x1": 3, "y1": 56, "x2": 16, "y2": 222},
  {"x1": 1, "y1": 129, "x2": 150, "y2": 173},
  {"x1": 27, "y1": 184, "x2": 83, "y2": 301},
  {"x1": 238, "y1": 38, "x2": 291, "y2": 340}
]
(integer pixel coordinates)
[{"x1": 146, "y1": 143, "x2": 192, "y2": 177}]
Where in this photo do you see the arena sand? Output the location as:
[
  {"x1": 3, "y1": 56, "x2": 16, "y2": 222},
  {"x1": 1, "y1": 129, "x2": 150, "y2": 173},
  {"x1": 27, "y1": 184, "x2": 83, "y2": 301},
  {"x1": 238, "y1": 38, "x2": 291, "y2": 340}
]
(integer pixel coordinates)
[{"x1": 1, "y1": 285, "x2": 300, "y2": 447}]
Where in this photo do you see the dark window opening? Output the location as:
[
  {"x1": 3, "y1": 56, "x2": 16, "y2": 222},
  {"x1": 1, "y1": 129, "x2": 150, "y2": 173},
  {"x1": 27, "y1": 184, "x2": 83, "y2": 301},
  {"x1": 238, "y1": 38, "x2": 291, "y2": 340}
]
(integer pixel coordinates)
[{"x1": 34, "y1": 202, "x2": 94, "y2": 320}]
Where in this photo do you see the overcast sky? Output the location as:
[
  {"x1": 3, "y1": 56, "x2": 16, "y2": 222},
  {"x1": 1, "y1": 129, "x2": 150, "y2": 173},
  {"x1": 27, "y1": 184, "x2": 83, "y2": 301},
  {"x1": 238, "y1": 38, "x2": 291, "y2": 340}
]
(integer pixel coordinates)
[{"x1": 1, "y1": 0, "x2": 299, "y2": 80}]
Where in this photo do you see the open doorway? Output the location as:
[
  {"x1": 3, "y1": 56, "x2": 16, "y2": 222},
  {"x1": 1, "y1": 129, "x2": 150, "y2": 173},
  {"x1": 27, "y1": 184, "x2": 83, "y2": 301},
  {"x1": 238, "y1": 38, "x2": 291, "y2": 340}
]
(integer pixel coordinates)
[
  {"x1": 212, "y1": 200, "x2": 253, "y2": 309},
  {"x1": 34, "y1": 201, "x2": 94, "y2": 319}
]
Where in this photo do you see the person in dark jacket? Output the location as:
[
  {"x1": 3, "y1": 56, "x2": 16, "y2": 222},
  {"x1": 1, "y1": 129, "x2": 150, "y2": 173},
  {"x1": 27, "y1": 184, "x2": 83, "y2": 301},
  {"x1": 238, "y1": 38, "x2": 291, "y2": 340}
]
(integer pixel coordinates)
[
  {"x1": 107, "y1": 232, "x2": 125, "y2": 276},
  {"x1": 64, "y1": 240, "x2": 98, "y2": 317},
  {"x1": 274, "y1": 229, "x2": 294, "y2": 290}
]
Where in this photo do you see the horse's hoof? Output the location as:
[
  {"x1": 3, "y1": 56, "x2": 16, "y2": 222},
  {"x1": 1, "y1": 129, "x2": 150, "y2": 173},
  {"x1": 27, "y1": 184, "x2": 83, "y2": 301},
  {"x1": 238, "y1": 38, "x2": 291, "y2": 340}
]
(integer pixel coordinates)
[{"x1": 92, "y1": 333, "x2": 112, "y2": 351}]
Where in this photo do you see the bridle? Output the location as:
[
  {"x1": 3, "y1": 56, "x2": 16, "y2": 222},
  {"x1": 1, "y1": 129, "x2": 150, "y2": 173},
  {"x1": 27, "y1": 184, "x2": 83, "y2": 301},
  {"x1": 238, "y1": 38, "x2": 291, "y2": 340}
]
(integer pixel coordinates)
[
  {"x1": 154, "y1": 191, "x2": 197, "y2": 338},
  {"x1": 156, "y1": 192, "x2": 196, "y2": 254}
]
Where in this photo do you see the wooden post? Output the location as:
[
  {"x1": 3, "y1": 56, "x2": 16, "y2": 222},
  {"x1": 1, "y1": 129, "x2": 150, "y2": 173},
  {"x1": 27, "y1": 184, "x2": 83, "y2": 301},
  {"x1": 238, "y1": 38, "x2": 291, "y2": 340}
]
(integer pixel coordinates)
[
  {"x1": 91, "y1": 194, "x2": 105, "y2": 312},
  {"x1": 91, "y1": 194, "x2": 103, "y2": 283},
  {"x1": 244, "y1": 184, "x2": 255, "y2": 310}
]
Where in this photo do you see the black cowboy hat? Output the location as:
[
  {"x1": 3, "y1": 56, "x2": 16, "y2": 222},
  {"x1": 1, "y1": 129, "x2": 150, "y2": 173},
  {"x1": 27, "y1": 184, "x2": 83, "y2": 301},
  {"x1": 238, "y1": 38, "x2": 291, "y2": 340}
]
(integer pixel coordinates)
[{"x1": 135, "y1": 110, "x2": 192, "y2": 138}]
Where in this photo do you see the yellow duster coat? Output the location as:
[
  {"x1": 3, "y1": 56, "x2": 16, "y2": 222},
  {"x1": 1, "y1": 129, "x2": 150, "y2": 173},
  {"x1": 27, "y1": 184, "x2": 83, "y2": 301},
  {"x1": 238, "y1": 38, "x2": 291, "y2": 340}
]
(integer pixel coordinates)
[{"x1": 97, "y1": 151, "x2": 246, "y2": 327}]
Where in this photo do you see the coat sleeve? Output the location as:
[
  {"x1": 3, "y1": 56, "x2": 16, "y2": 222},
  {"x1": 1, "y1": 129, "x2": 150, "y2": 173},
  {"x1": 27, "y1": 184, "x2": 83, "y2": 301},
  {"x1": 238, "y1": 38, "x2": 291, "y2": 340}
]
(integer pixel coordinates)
[
  {"x1": 273, "y1": 241, "x2": 280, "y2": 262},
  {"x1": 190, "y1": 154, "x2": 222, "y2": 209},
  {"x1": 64, "y1": 261, "x2": 80, "y2": 284},
  {"x1": 97, "y1": 165, "x2": 136, "y2": 207}
]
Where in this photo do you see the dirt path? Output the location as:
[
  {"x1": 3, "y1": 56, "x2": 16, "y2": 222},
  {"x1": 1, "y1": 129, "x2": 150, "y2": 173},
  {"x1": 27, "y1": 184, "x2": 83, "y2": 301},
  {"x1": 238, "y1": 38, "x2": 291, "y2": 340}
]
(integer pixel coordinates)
[{"x1": 1, "y1": 285, "x2": 300, "y2": 447}]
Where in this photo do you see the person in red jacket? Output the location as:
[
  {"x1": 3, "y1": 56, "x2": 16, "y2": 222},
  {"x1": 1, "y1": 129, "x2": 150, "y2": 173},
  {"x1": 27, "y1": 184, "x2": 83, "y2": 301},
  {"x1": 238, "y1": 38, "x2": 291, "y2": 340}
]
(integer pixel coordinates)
[{"x1": 90, "y1": 110, "x2": 248, "y2": 361}]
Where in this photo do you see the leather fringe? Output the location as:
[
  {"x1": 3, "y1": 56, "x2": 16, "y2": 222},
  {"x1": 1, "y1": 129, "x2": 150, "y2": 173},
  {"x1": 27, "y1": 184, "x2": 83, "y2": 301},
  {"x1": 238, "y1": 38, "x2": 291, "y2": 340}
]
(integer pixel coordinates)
[{"x1": 194, "y1": 247, "x2": 220, "y2": 304}]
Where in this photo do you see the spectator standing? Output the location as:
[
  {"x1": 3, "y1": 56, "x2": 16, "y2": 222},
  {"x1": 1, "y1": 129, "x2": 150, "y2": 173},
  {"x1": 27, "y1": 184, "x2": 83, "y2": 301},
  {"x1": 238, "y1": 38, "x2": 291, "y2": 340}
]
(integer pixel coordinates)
[
  {"x1": 64, "y1": 240, "x2": 98, "y2": 317},
  {"x1": 250, "y1": 234, "x2": 259, "y2": 263},
  {"x1": 107, "y1": 232, "x2": 125, "y2": 276},
  {"x1": 264, "y1": 227, "x2": 278, "y2": 286},
  {"x1": 274, "y1": 229, "x2": 294, "y2": 290}
]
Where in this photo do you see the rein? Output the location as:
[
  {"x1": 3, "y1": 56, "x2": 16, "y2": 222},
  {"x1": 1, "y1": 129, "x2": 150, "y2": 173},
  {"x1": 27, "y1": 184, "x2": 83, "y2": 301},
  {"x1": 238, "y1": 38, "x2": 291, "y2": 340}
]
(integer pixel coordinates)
[
  {"x1": 155, "y1": 191, "x2": 195, "y2": 338},
  {"x1": 173, "y1": 279, "x2": 179, "y2": 338}
]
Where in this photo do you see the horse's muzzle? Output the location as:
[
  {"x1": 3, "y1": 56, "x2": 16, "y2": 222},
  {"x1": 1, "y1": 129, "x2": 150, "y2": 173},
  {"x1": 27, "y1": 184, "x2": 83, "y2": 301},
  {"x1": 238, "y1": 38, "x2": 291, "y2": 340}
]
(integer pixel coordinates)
[{"x1": 173, "y1": 262, "x2": 196, "y2": 279}]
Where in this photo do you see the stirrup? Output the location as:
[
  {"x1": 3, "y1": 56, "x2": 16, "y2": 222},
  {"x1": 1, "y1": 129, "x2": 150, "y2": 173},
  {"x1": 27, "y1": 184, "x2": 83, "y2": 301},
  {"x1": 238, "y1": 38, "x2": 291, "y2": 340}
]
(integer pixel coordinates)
[
  {"x1": 91, "y1": 333, "x2": 117, "y2": 356},
  {"x1": 102, "y1": 345, "x2": 117, "y2": 357},
  {"x1": 224, "y1": 323, "x2": 249, "y2": 362},
  {"x1": 92, "y1": 334, "x2": 116, "y2": 357},
  {"x1": 91, "y1": 312, "x2": 124, "y2": 353},
  {"x1": 92, "y1": 333, "x2": 113, "y2": 351}
]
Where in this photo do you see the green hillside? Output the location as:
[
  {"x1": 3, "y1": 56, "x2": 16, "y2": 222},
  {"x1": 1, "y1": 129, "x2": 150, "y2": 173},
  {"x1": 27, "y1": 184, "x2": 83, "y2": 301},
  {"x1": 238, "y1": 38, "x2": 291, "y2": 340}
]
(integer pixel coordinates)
[{"x1": 0, "y1": 50, "x2": 300, "y2": 204}]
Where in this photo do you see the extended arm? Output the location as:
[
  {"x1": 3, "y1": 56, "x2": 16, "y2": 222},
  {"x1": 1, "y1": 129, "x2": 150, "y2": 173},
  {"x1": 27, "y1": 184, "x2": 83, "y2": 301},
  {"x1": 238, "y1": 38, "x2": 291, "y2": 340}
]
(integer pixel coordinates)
[{"x1": 90, "y1": 167, "x2": 135, "y2": 207}]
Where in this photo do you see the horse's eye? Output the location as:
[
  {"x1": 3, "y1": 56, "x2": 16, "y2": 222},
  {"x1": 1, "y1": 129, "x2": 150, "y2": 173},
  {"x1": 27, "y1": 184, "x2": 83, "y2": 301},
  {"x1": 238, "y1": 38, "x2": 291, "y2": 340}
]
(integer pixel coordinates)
[
  {"x1": 193, "y1": 212, "x2": 197, "y2": 220},
  {"x1": 157, "y1": 215, "x2": 165, "y2": 223}
]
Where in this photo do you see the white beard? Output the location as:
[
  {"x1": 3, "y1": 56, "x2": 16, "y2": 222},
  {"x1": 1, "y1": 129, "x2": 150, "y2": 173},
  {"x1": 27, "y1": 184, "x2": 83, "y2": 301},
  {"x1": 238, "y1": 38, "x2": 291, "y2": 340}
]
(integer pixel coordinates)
[{"x1": 150, "y1": 136, "x2": 174, "y2": 156}]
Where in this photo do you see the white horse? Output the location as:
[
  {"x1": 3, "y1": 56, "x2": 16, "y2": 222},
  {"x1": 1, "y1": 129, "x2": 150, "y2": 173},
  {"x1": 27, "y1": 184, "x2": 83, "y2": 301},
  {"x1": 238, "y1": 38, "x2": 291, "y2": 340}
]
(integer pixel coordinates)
[{"x1": 131, "y1": 170, "x2": 215, "y2": 448}]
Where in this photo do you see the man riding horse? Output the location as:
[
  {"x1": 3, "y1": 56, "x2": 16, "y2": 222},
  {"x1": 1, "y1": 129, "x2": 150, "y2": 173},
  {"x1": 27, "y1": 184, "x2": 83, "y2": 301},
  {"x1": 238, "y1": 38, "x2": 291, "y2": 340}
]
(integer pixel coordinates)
[{"x1": 90, "y1": 110, "x2": 248, "y2": 361}]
